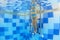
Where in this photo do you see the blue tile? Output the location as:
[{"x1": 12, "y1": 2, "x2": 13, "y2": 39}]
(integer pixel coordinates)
[
  {"x1": 5, "y1": 35, "x2": 13, "y2": 39},
  {"x1": 47, "y1": 34, "x2": 53, "y2": 39},
  {"x1": 19, "y1": 19, "x2": 25, "y2": 23},
  {"x1": 48, "y1": 29, "x2": 54, "y2": 34},
  {"x1": 4, "y1": 18, "x2": 12, "y2": 23},
  {"x1": 12, "y1": 23, "x2": 16, "y2": 27},
  {"x1": 48, "y1": 12, "x2": 53, "y2": 18},
  {"x1": 54, "y1": 23, "x2": 60, "y2": 29},
  {"x1": 13, "y1": 30, "x2": 18, "y2": 34},
  {"x1": 0, "y1": 32, "x2": 4, "y2": 36},
  {"x1": 14, "y1": 38, "x2": 17, "y2": 40},
  {"x1": 42, "y1": 18, "x2": 48, "y2": 23},
  {"x1": 53, "y1": 29, "x2": 59, "y2": 35},
  {"x1": 0, "y1": 27, "x2": 5, "y2": 32},
  {"x1": 12, "y1": 15, "x2": 18, "y2": 19}
]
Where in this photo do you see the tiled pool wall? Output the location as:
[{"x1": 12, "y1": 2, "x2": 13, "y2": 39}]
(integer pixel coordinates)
[
  {"x1": 41, "y1": 0, "x2": 60, "y2": 40},
  {"x1": 0, "y1": 0, "x2": 60, "y2": 40}
]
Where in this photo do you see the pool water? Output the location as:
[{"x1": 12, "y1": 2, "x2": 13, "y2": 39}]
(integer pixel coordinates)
[{"x1": 0, "y1": 0, "x2": 60, "y2": 40}]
